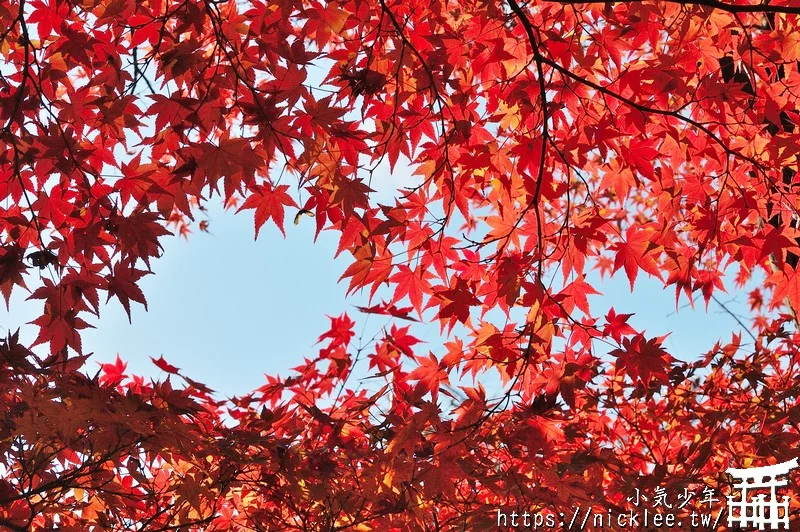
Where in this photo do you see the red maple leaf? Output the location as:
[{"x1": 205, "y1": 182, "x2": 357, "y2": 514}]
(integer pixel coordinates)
[
  {"x1": 406, "y1": 353, "x2": 449, "y2": 403},
  {"x1": 431, "y1": 277, "x2": 480, "y2": 330},
  {"x1": 603, "y1": 307, "x2": 637, "y2": 342},
  {"x1": 238, "y1": 183, "x2": 298, "y2": 238},
  {"x1": 768, "y1": 266, "x2": 800, "y2": 317},
  {"x1": 611, "y1": 226, "x2": 663, "y2": 289},
  {"x1": 611, "y1": 334, "x2": 673, "y2": 387},
  {"x1": 106, "y1": 261, "x2": 149, "y2": 322},
  {"x1": 355, "y1": 301, "x2": 419, "y2": 321},
  {"x1": 0, "y1": 244, "x2": 28, "y2": 308},
  {"x1": 151, "y1": 355, "x2": 181, "y2": 374},
  {"x1": 99, "y1": 355, "x2": 128, "y2": 387}
]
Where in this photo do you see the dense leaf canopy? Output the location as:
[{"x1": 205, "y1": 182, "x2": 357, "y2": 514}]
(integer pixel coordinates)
[{"x1": 1, "y1": 0, "x2": 800, "y2": 529}]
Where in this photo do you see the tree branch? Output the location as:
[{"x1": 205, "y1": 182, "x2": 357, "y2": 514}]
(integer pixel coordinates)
[{"x1": 548, "y1": 0, "x2": 800, "y2": 16}]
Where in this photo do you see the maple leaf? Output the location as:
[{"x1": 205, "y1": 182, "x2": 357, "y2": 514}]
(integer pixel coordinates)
[
  {"x1": 355, "y1": 301, "x2": 419, "y2": 321},
  {"x1": 317, "y1": 313, "x2": 356, "y2": 348},
  {"x1": 27, "y1": 278, "x2": 95, "y2": 355},
  {"x1": 237, "y1": 183, "x2": 298, "y2": 238},
  {"x1": 386, "y1": 324, "x2": 421, "y2": 358},
  {"x1": 99, "y1": 354, "x2": 128, "y2": 387},
  {"x1": 0, "y1": 244, "x2": 27, "y2": 308},
  {"x1": 199, "y1": 138, "x2": 265, "y2": 201},
  {"x1": 106, "y1": 261, "x2": 149, "y2": 322},
  {"x1": 558, "y1": 276, "x2": 601, "y2": 315},
  {"x1": 623, "y1": 138, "x2": 660, "y2": 181},
  {"x1": 0, "y1": 329, "x2": 36, "y2": 371},
  {"x1": 407, "y1": 353, "x2": 449, "y2": 404},
  {"x1": 767, "y1": 266, "x2": 800, "y2": 316},
  {"x1": 329, "y1": 175, "x2": 374, "y2": 216},
  {"x1": 151, "y1": 355, "x2": 181, "y2": 374},
  {"x1": 115, "y1": 211, "x2": 173, "y2": 267},
  {"x1": 611, "y1": 334, "x2": 673, "y2": 387},
  {"x1": 390, "y1": 265, "x2": 432, "y2": 317},
  {"x1": 611, "y1": 226, "x2": 663, "y2": 289},
  {"x1": 603, "y1": 307, "x2": 636, "y2": 343},
  {"x1": 525, "y1": 414, "x2": 565, "y2": 444},
  {"x1": 431, "y1": 277, "x2": 480, "y2": 330},
  {"x1": 385, "y1": 402, "x2": 438, "y2": 458}
]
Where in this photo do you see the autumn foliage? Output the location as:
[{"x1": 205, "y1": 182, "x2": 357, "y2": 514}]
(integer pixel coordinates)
[{"x1": 2, "y1": 0, "x2": 800, "y2": 529}]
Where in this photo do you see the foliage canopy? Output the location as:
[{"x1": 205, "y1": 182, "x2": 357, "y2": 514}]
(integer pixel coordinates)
[{"x1": 1, "y1": 0, "x2": 800, "y2": 529}]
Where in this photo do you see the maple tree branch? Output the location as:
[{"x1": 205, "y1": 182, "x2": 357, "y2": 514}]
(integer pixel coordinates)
[
  {"x1": 0, "y1": 517, "x2": 26, "y2": 532},
  {"x1": 200, "y1": 0, "x2": 306, "y2": 164},
  {"x1": 607, "y1": 382, "x2": 662, "y2": 466},
  {"x1": 0, "y1": 0, "x2": 49, "y2": 251},
  {"x1": 0, "y1": 0, "x2": 31, "y2": 135},
  {"x1": 377, "y1": 0, "x2": 459, "y2": 234},
  {"x1": 2, "y1": 436, "x2": 130, "y2": 507},
  {"x1": 135, "y1": 500, "x2": 180, "y2": 531},
  {"x1": 506, "y1": 0, "x2": 548, "y2": 281},
  {"x1": 129, "y1": 45, "x2": 158, "y2": 97},
  {"x1": 711, "y1": 294, "x2": 757, "y2": 342},
  {"x1": 538, "y1": 54, "x2": 764, "y2": 172},
  {"x1": 548, "y1": 0, "x2": 800, "y2": 15}
]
